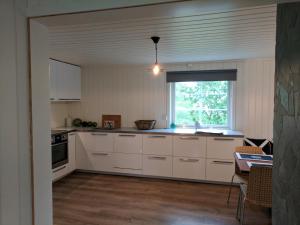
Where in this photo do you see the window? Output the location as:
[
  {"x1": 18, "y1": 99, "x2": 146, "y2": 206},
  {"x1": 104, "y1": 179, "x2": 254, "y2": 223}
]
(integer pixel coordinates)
[{"x1": 170, "y1": 81, "x2": 232, "y2": 128}]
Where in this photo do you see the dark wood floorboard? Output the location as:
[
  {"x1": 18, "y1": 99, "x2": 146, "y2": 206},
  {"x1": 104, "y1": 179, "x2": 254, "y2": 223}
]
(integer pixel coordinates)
[{"x1": 53, "y1": 172, "x2": 271, "y2": 225}]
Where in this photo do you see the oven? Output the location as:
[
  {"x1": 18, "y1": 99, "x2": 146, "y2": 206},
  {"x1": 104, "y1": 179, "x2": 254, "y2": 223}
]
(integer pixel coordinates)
[{"x1": 51, "y1": 132, "x2": 69, "y2": 169}]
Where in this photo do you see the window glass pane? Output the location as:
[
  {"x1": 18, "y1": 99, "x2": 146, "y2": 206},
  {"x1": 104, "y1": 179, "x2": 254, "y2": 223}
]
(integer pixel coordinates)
[{"x1": 174, "y1": 81, "x2": 229, "y2": 127}]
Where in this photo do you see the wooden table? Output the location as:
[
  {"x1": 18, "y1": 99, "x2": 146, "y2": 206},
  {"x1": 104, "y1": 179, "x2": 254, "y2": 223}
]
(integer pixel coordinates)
[{"x1": 234, "y1": 152, "x2": 273, "y2": 174}]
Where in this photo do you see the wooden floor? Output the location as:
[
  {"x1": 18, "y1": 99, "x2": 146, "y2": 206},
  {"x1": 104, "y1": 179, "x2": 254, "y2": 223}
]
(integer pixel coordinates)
[{"x1": 53, "y1": 172, "x2": 271, "y2": 225}]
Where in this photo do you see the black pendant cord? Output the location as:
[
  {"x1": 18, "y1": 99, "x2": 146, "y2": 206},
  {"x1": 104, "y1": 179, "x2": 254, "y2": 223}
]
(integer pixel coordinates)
[{"x1": 155, "y1": 43, "x2": 158, "y2": 64}]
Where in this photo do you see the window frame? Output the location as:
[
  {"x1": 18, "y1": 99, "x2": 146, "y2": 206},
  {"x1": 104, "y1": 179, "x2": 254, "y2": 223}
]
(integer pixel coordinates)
[{"x1": 168, "y1": 81, "x2": 235, "y2": 129}]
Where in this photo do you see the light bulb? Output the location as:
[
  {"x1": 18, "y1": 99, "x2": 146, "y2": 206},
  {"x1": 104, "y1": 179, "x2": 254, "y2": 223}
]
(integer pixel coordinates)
[{"x1": 153, "y1": 64, "x2": 160, "y2": 75}]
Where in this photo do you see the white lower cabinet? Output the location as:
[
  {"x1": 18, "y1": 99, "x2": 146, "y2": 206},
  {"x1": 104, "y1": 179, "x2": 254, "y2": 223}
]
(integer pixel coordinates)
[
  {"x1": 74, "y1": 131, "x2": 243, "y2": 184},
  {"x1": 114, "y1": 133, "x2": 142, "y2": 154},
  {"x1": 142, "y1": 155, "x2": 172, "y2": 177},
  {"x1": 173, "y1": 136, "x2": 206, "y2": 158},
  {"x1": 112, "y1": 153, "x2": 142, "y2": 174},
  {"x1": 143, "y1": 135, "x2": 172, "y2": 155},
  {"x1": 206, "y1": 158, "x2": 235, "y2": 182},
  {"x1": 67, "y1": 132, "x2": 76, "y2": 173},
  {"x1": 207, "y1": 137, "x2": 243, "y2": 159},
  {"x1": 173, "y1": 157, "x2": 205, "y2": 180}
]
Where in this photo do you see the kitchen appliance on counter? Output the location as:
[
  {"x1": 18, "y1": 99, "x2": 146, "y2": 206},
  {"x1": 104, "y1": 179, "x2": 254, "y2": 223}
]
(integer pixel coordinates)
[{"x1": 51, "y1": 130, "x2": 68, "y2": 169}]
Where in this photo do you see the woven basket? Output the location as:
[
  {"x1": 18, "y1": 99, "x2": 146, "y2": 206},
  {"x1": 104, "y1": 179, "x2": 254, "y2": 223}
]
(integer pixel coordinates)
[{"x1": 135, "y1": 120, "x2": 156, "y2": 130}]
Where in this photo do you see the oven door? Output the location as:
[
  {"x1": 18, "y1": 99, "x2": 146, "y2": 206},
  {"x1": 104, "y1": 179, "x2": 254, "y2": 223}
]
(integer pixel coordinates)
[{"x1": 52, "y1": 142, "x2": 68, "y2": 169}]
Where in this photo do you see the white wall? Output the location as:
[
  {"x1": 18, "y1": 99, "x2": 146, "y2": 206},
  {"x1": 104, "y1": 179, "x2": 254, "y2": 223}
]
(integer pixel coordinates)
[
  {"x1": 30, "y1": 20, "x2": 53, "y2": 225},
  {"x1": 67, "y1": 58, "x2": 275, "y2": 139},
  {"x1": 0, "y1": 1, "x2": 32, "y2": 225},
  {"x1": 50, "y1": 103, "x2": 69, "y2": 128}
]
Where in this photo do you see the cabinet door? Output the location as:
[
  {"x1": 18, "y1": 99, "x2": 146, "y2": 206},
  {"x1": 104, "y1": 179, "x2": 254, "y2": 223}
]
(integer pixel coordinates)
[
  {"x1": 112, "y1": 153, "x2": 142, "y2": 174},
  {"x1": 142, "y1": 155, "x2": 172, "y2": 177},
  {"x1": 143, "y1": 135, "x2": 172, "y2": 155},
  {"x1": 78, "y1": 132, "x2": 114, "y2": 153},
  {"x1": 76, "y1": 132, "x2": 113, "y2": 171},
  {"x1": 67, "y1": 132, "x2": 76, "y2": 172},
  {"x1": 206, "y1": 137, "x2": 243, "y2": 159},
  {"x1": 206, "y1": 158, "x2": 234, "y2": 182},
  {"x1": 173, "y1": 136, "x2": 206, "y2": 158},
  {"x1": 49, "y1": 59, "x2": 57, "y2": 100},
  {"x1": 54, "y1": 61, "x2": 81, "y2": 101},
  {"x1": 69, "y1": 65, "x2": 81, "y2": 100},
  {"x1": 114, "y1": 134, "x2": 142, "y2": 154},
  {"x1": 173, "y1": 157, "x2": 205, "y2": 180}
]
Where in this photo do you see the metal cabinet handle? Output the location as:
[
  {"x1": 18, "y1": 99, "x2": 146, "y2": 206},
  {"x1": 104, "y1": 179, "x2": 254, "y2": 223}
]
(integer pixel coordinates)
[
  {"x1": 211, "y1": 160, "x2": 233, "y2": 165},
  {"x1": 53, "y1": 166, "x2": 66, "y2": 173},
  {"x1": 113, "y1": 166, "x2": 141, "y2": 170},
  {"x1": 50, "y1": 98, "x2": 55, "y2": 100},
  {"x1": 92, "y1": 152, "x2": 109, "y2": 156},
  {"x1": 179, "y1": 158, "x2": 199, "y2": 162},
  {"x1": 148, "y1": 135, "x2": 166, "y2": 138},
  {"x1": 118, "y1": 134, "x2": 136, "y2": 137},
  {"x1": 91, "y1": 133, "x2": 108, "y2": 136},
  {"x1": 58, "y1": 98, "x2": 80, "y2": 100},
  {"x1": 214, "y1": 138, "x2": 234, "y2": 141},
  {"x1": 148, "y1": 156, "x2": 167, "y2": 160},
  {"x1": 179, "y1": 137, "x2": 199, "y2": 140}
]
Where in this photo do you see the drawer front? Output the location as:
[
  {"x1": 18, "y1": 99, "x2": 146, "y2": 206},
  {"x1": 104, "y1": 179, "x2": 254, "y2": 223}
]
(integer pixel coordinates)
[
  {"x1": 112, "y1": 153, "x2": 142, "y2": 171},
  {"x1": 53, "y1": 165, "x2": 69, "y2": 181},
  {"x1": 173, "y1": 157, "x2": 205, "y2": 180},
  {"x1": 78, "y1": 132, "x2": 114, "y2": 153},
  {"x1": 206, "y1": 158, "x2": 234, "y2": 182},
  {"x1": 88, "y1": 152, "x2": 113, "y2": 172},
  {"x1": 143, "y1": 135, "x2": 172, "y2": 155},
  {"x1": 206, "y1": 137, "x2": 243, "y2": 159},
  {"x1": 76, "y1": 141, "x2": 113, "y2": 172},
  {"x1": 114, "y1": 134, "x2": 142, "y2": 154},
  {"x1": 142, "y1": 155, "x2": 172, "y2": 177},
  {"x1": 173, "y1": 136, "x2": 206, "y2": 158}
]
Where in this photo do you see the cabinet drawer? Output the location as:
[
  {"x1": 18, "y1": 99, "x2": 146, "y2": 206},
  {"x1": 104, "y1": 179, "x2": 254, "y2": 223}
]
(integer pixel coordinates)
[
  {"x1": 53, "y1": 165, "x2": 69, "y2": 181},
  {"x1": 112, "y1": 153, "x2": 142, "y2": 174},
  {"x1": 143, "y1": 155, "x2": 172, "y2": 177},
  {"x1": 173, "y1": 157, "x2": 205, "y2": 180},
  {"x1": 143, "y1": 135, "x2": 172, "y2": 155},
  {"x1": 114, "y1": 134, "x2": 142, "y2": 154},
  {"x1": 206, "y1": 158, "x2": 234, "y2": 182},
  {"x1": 207, "y1": 137, "x2": 243, "y2": 159},
  {"x1": 173, "y1": 136, "x2": 206, "y2": 158},
  {"x1": 78, "y1": 132, "x2": 114, "y2": 153}
]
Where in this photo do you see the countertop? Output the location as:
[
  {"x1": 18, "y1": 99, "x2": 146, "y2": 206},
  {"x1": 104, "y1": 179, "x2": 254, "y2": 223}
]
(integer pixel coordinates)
[{"x1": 52, "y1": 127, "x2": 244, "y2": 138}]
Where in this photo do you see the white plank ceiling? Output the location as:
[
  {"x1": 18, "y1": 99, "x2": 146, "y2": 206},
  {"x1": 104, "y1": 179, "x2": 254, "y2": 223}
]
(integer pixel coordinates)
[{"x1": 37, "y1": 0, "x2": 277, "y2": 66}]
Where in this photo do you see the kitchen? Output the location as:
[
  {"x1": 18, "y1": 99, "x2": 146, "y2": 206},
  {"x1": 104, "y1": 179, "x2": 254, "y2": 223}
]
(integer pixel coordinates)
[{"x1": 36, "y1": 1, "x2": 276, "y2": 225}]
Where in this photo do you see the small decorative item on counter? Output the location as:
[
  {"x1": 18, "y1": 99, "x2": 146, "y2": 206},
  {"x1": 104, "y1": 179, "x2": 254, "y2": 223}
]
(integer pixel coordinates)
[
  {"x1": 72, "y1": 118, "x2": 82, "y2": 127},
  {"x1": 103, "y1": 120, "x2": 115, "y2": 129},
  {"x1": 170, "y1": 123, "x2": 176, "y2": 129},
  {"x1": 81, "y1": 121, "x2": 88, "y2": 127},
  {"x1": 72, "y1": 118, "x2": 98, "y2": 128},
  {"x1": 102, "y1": 115, "x2": 121, "y2": 129},
  {"x1": 135, "y1": 120, "x2": 156, "y2": 130}
]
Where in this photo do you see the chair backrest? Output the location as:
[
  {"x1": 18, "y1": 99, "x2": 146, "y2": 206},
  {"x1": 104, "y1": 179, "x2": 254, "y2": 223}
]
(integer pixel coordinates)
[
  {"x1": 246, "y1": 165, "x2": 272, "y2": 208},
  {"x1": 235, "y1": 146, "x2": 264, "y2": 154}
]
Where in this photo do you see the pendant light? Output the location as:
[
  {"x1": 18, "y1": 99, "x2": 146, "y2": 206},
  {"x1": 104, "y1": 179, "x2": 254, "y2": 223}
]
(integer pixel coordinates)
[{"x1": 151, "y1": 36, "x2": 161, "y2": 76}]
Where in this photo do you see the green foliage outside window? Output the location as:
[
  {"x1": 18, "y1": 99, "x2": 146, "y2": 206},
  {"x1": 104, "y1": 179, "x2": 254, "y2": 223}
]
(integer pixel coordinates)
[{"x1": 174, "y1": 81, "x2": 229, "y2": 127}]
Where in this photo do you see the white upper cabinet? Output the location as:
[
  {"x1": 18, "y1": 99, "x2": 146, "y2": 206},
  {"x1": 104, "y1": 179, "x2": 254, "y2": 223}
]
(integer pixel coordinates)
[{"x1": 49, "y1": 59, "x2": 81, "y2": 101}]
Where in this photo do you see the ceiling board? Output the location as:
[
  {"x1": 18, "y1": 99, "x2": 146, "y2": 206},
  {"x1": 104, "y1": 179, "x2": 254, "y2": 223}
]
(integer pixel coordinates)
[{"x1": 38, "y1": 1, "x2": 276, "y2": 65}]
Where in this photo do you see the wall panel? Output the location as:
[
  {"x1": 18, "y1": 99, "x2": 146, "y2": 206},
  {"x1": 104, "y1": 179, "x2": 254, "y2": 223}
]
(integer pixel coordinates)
[{"x1": 65, "y1": 58, "x2": 275, "y2": 139}]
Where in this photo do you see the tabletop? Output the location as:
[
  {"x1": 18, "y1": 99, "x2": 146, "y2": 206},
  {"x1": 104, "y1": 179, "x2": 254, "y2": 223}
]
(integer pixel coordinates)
[{"x1": 234, "y1": 152, "x2": 273, "y2": 174}]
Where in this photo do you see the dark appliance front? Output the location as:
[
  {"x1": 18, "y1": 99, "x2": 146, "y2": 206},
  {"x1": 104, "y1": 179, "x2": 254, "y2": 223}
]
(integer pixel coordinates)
[{"x1": 51, "y1": 132, "x2": 68, "y2": 169}]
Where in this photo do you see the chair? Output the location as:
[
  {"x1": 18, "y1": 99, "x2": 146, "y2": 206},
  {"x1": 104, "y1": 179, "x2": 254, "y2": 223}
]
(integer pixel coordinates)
[
  {"x1": 236, "y1": 165, "x2": 272, "y2": 225},
  {"x1": 227, "y1": 146, "x2": 264, "y2": 204}
]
